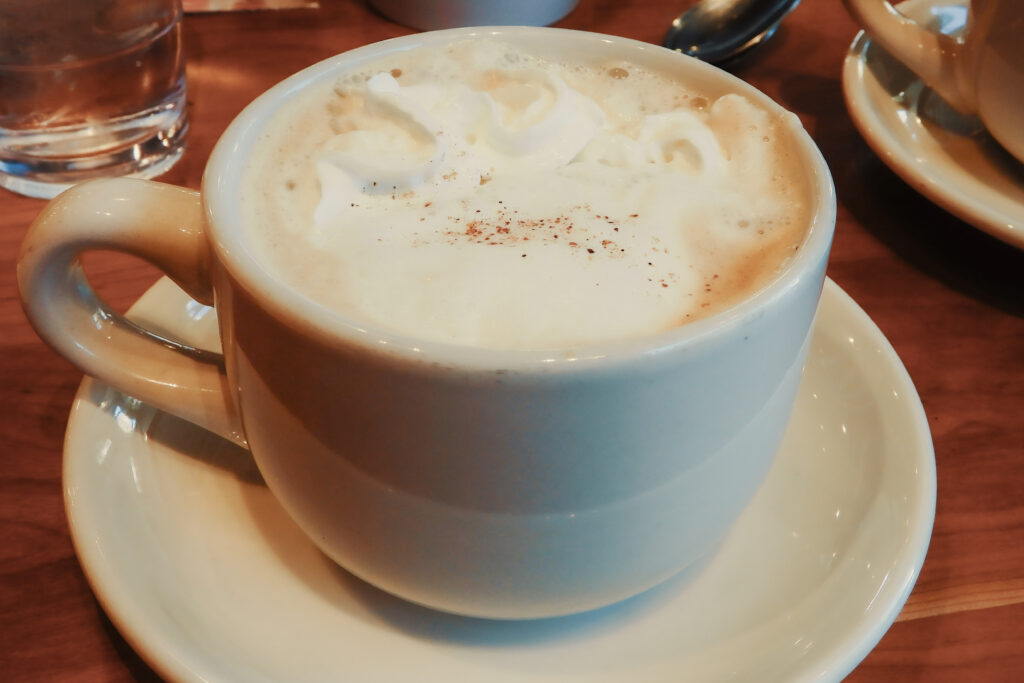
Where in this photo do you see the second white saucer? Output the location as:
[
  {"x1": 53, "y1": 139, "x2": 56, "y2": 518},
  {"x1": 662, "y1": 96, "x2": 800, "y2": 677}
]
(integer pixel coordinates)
[
  {"x1": 64, "y1": 277, "x2": 935, "y2": 683},
  {"x1": 843, "y1": 0, "x2": 1024, "y2": 249}
]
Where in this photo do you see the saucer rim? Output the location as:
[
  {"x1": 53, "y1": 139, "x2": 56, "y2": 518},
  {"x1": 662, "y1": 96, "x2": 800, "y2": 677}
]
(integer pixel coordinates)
[
  {"x1": 61, "y1": 277, "x2": 936, "y2": 683},
  {"x1": 841, "y1": 0, "x2": 1024, "y2": 250}
]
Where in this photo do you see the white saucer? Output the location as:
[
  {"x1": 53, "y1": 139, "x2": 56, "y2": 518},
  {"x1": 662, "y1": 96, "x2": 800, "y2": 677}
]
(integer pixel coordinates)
[
  {"x1": 64, "y1": 277, "x2": 935, "y2": 683},
  {"x1": 842, "y1": 0, "x2": 1024, "y2": 249}
]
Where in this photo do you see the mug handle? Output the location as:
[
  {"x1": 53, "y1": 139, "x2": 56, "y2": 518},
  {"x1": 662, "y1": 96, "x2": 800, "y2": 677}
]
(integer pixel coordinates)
[
  {"x1": 17, "y1": 178, "x2": 247, "y2": 447},
  {"x1": 842, "y1": 0, "x2": 973, "y2": 113}
]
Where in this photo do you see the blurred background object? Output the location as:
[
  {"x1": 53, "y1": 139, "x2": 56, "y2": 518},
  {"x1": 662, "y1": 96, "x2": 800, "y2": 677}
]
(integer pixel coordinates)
[{"x1": 368, "y1": 0, "x2": 580, "y2": 30}]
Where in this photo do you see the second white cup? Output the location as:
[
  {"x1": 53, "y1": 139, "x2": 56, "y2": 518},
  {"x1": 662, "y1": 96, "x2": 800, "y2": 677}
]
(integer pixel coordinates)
[{"x1": 843, "y1": 0, "x2": 1024, "y2": 163}]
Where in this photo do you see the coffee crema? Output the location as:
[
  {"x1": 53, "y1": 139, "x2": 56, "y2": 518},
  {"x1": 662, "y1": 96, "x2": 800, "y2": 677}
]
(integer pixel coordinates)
[{"x1": 243, "y1": 39, "x2": 811, "y2": 349}]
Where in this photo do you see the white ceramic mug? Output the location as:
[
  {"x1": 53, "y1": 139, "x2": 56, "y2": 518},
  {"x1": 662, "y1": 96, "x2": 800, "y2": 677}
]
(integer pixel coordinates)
[
  {"x1": 18, "y1": 28, "x2": 836, "y2": 619},
  {"x1": 843, "y1": 0, "x2": 1024, "y2": 162},
  {"x1": 369, "y1": 0, "x2": 579, "y2": 30}
]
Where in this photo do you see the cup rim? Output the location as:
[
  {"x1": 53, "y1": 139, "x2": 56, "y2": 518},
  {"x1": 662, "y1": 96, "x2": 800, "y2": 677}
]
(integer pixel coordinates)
[{"x1": 203, "y1": 26, "x2": 836, "y2": 372}]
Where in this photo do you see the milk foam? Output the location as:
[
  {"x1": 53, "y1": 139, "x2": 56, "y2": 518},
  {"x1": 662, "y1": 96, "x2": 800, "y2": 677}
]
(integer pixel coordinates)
[{"x1": 243, "y1": 40, "x2": 810, "y2": 349}]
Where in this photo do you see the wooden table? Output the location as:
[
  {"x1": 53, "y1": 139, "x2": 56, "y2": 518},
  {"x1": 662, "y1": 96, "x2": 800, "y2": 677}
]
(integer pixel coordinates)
[{"x1": 3, "y1": 1, "x2": 1022, "y2": 680}]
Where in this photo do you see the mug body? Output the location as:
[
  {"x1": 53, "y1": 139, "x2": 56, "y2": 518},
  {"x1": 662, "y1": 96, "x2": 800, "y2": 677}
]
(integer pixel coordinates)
[
  {"x1": 201, "y1": 28, "x2": 836, "y2": 619},
  {"x1": 970, "y1": 0, "x2": 1024, "y2": 161}
]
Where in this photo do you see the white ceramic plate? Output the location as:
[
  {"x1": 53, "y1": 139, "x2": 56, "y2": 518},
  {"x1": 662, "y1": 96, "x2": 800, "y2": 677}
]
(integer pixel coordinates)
[
  {"x1": 842, "y1": 0, "x2": 1024, "y2": 249},
  {"x1": 64, "y1": 277, "x2": 935, "y2": 683}
]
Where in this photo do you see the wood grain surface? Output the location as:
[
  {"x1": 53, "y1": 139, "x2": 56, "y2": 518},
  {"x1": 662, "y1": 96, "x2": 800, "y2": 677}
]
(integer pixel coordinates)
[{"x1": 2, "y1": 1, "x2": 1022, "y2": 681}]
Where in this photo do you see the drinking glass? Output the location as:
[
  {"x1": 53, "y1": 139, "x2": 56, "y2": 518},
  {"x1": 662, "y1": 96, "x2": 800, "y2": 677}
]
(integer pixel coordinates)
[{"x1": 0, "y1": 0, "x2": 188, "y2": 198}]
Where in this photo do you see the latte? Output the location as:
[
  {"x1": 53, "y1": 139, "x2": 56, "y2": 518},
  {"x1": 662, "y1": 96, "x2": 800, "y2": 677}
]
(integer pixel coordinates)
[{"x1": 243, "y1": 39, "x2": 811, "y2": 349}]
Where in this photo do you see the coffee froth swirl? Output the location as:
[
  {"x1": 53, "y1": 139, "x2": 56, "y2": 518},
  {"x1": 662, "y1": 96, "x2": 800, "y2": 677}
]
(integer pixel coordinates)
[
  {"x1": 313, "y1": 66, "x2": 616, "y2": 228},
  {"x1": 312, "y1": 63, "x2": 734, "y2": 230},
  {"x1": 244, "y1": 39, "x2": 808, "y2": 349}
]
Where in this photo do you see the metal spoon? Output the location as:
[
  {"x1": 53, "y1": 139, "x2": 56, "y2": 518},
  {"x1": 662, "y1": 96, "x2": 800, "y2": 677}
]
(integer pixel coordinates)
[{"x1": 663, "y1": 0, "x2": 802, "y2": 66}]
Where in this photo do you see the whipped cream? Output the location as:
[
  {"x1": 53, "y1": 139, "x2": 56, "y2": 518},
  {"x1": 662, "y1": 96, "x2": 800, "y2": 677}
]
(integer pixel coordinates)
[{"x1": 243, "y1": 40, "x2": 809, "y2": 349}]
